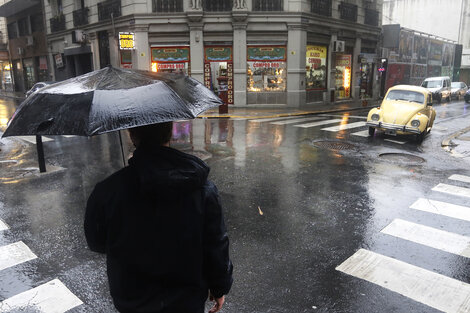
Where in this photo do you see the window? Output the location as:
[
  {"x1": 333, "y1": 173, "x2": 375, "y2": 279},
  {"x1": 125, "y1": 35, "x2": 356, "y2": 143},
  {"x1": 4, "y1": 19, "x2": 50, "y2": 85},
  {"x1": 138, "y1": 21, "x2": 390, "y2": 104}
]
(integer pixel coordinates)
[
  {"x1": 253, "y1": 0, "x2": 283, "y2": 11},
  {"x1": 311, "y1": 0, "x2": 331, "y2": 16},
  {"x1": 7, "y1": 22, "x2": 18, "y2": 39},
  {"x1": 153, "y1": 0, "x2": 183, "y2": 12},
  {"x1": 306, "y1": 45, "x2": 327, "y2": 90},
  {"x1": 203, "y1": 0, "x2": 231, "y2": 11},
  {"x1": 339, "y1": 2, "x2": 357, "y2": 22},
  {"x1": 31, "y1": 14, "x2": 44, "y2": 32},
  {"x1": 247, "y1": 46, "x2": 287, "y2": 92},
  {"x1": 386, "y1": 90, "x2": 425, "y2": 104},
  {"x1": 18, "y1": 18, "x2": 29, "y2": 36}
]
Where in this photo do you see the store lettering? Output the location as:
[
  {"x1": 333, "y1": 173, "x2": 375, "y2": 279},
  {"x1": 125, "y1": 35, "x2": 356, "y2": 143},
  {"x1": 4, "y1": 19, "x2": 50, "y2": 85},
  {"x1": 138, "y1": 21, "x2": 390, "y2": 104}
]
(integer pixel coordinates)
[
  {"x1": 253, "y1": 62, "x2": 281, "y2": 68},
  {"x1": 158, "y1": 63, "x2": 185, "y2": 69}
]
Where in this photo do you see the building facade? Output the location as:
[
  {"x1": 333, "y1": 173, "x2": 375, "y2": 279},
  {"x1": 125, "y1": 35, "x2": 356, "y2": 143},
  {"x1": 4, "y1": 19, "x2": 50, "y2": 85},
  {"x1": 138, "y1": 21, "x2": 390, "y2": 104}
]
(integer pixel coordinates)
[{"x1": 44, "y1": 0, "x2": 382, "y2": 107}]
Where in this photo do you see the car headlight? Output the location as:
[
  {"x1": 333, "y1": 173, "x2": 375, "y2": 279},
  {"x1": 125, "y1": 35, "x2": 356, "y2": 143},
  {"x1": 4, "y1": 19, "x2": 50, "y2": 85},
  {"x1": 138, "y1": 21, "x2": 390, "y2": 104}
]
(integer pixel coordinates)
[
  {"x1": 371, "y1": 114, "x2": 380, "y2": 121},
  {"x1": 411, "y1": 120, "x2": 420, "y2": 127}
]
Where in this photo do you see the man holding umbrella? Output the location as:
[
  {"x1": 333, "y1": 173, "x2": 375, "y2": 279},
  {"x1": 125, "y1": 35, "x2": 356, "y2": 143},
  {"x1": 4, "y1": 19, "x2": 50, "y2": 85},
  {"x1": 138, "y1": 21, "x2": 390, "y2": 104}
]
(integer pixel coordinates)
[{"x1": 84, "y1": 121, "x2": 233, "y2": 313}]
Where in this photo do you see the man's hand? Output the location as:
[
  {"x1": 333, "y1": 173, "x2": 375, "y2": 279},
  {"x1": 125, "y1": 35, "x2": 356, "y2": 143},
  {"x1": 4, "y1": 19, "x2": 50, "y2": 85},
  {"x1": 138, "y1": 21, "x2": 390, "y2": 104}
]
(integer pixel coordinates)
[{"x1": 209, "y1": 294, "x2": 225, "y2": 313}]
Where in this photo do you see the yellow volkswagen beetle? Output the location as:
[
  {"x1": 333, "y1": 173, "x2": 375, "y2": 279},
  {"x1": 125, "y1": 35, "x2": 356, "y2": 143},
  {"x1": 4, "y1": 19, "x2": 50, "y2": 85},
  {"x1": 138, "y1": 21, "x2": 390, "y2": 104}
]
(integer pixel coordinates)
[{"x1": 366, "y1": 85, "x2": 436, "y2": 142}]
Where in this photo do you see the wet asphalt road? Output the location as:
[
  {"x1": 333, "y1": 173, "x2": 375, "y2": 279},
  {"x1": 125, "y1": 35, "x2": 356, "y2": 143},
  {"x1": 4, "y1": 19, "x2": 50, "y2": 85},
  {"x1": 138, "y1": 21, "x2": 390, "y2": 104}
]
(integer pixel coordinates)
[{"x1": 0, "y1": 97, "x2": 470, "y2": 312}]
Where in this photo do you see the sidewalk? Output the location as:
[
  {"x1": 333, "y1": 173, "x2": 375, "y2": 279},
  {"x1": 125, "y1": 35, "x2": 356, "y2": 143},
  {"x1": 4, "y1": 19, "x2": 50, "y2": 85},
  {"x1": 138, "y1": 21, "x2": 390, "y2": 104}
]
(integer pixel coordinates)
[
  {"x1": 198, "y1": 99, "x2": 379, "y2": 119},
  {"x1": 442, "y1": 126, "x2": 470, "y2": 161}
]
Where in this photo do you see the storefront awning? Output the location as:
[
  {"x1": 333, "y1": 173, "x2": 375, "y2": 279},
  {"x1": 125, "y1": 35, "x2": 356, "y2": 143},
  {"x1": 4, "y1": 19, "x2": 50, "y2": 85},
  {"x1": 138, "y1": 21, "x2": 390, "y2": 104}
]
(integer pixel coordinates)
[
  {"x1": 0, "y1": 0, "x2": 40, "y2": 17},
  {"x1": 64, "y1": 45, "x2": 91, "y2": 56}
]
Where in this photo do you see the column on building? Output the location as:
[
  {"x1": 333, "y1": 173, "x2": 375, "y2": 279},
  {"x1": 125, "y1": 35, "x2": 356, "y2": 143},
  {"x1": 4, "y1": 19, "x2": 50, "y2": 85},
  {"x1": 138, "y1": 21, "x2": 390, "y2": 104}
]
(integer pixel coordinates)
[
  {"x1": 132, "y1": 26, "x2": 150, "y2": 70},
  {"x1": 352, "y1": 36, "x2": 362, "y2": 99},
  {"x1": 287, "y1": 23, "x2": 307, "y2": 107},
  {"x1": 108, "y1": 30, "x2": 120, "y2": 68},
  {"x1": 189, "y1": 22, "x2": 204, "y2": 83},
  {"x1": 327, "y1": 32, "x2": 337, "y2": 103},
  {"x1": 88, "y1": 32, "x2": 101, "y2": 71},
  {"x1": 232, "y1": 11, "x2": 248, "y2": 106}
]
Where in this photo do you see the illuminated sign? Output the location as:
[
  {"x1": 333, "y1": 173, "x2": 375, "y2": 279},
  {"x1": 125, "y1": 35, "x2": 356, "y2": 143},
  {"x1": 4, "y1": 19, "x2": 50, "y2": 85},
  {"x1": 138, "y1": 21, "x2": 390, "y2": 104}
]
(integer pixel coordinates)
[
  {"x1": 344, "y1": 67, "x2": 351, "y2": 97},
  {"x1": 119, "y1": 32, "x2": 135, "y2": 50}
]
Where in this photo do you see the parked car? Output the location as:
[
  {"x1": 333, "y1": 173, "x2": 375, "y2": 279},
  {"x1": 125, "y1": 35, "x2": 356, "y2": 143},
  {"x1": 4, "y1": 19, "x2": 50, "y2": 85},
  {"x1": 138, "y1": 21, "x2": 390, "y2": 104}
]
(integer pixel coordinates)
[
  {"x1": 451, "y1": 82, "x2": 468, "y2": 100},
  {"x1": 464, "y1": 89, "x2": 470, "y2": 103},
  {"x1": 25, "y1": 81, "x2": 55, "y2": 98},
  {"x1": 366, "y1": 85, "x2": 436, "y2": 143},
  {"x1": 421, "y1": 76, "x2": 451, "y2": 103}
]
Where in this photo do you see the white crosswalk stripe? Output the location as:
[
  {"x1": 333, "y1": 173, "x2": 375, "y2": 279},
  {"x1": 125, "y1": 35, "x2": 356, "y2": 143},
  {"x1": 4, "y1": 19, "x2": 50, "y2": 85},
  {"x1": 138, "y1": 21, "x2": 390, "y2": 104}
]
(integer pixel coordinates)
[
  {"x1": 271, "y1": 116, "x2": 324, "y2": 125},
  {"x1": 384, "y1": 138, "x2": 407, "y2": 144},
  {"x1": 0, "y1": 219, "x2": 8, "y2": 231},
  {"x1": 432, "y1": 183, "x2": 470, "y2": 198},
  {"x1": 0, "y1": 241, "x2": 37, "y2": 271},
  {"x1": 449, "y1": 174, "x2": 470, "y2": 184},
  {"x1": 351, "y1": 130, "x2": 369, "y2": 137},
  {"x1": 319, "y1": 114, "x2": 367, "y2": 119},
  {"x1": 0, "y1": 279, "x2": 83, "y2": 313},
  {"x1": 294, "y1": 119, "x2": 343, "y2": 128},
  {"x1": 410, "y1": 198, "x2": 470, "y2": 222},
  {"x1": 321, "y1": 121, "x2": 366, "y2": 132},
  {"x1": 248, "y1": 116, "x2": 301, "y2": 123},
  {"x1": 336, "y1": 249, "x2": 470, "y2": 313},
  {"x1": 16, "y1": 136, "x2": 54, "y2": 144},
  {"x1": 381, "y1": 219, "x2": 470, "y2": 258}
]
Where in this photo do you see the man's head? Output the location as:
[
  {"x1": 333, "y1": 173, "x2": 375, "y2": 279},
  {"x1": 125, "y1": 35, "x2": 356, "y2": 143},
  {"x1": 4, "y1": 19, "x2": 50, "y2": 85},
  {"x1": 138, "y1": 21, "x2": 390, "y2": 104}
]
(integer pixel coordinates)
[{"x1": 128, "y1": 121, "x2": 173, "y2": 147}]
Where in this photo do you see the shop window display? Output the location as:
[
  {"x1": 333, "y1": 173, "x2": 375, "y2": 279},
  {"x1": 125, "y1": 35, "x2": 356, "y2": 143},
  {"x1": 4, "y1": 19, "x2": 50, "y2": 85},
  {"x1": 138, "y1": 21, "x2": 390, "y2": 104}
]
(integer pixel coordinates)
[
  {"x1": 247, "y1": 46, "x2": 287, "y2": 92},
  {"x1": 151, "y1": 46, "x2": 190, "y2": 75},
  {"x1": 335, "y1": 54, "x2": 352, "y2": 99},
  {"x1": 306, "y1": 45, "x2": 327, "y2": 90}
]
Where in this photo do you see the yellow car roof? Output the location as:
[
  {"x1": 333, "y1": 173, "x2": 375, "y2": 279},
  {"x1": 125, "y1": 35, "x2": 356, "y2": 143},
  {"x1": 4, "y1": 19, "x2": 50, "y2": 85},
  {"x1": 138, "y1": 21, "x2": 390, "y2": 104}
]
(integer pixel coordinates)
[{"x1": 388, "y1": 85, "x2": 431, "y2": 95}]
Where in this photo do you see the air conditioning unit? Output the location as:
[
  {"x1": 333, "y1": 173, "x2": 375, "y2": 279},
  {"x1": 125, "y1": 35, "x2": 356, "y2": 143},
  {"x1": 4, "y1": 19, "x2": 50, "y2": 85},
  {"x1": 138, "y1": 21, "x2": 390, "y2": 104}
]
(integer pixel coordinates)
[
  {"x1": 333, "y1": 40, "x2": 345, "y2": 53},
  {"x1": 26, "y1": 36, "x2": 34, "y2": 46},
  {"x1": 18, "y1": 47, "x2": 24, "y2": 55},
  {"x1": 72, "y1": 30, "x2": 86, "y2": 43}
]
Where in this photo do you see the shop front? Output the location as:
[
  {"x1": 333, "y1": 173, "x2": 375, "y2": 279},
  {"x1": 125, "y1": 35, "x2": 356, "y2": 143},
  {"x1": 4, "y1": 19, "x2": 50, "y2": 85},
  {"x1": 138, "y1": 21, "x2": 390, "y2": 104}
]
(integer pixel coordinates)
[
  {"x1": 335, "y1": 54, "x2": 352, "y2": 100},
  {"x1": 247, "y1": 45, "x2": 287, "y2": 104},
  {"x1": 359, "y1": 53, "x2": 376, "y2": 99},
  {"x1": 306, "y1": 45, "x2": 327, "y2": 103},
  {"x1": 150, "y1": 46, "x2": 190, "y2": 75},
  {"x1": 204, "y1": 46, "x2": 233, "y2": 107}
]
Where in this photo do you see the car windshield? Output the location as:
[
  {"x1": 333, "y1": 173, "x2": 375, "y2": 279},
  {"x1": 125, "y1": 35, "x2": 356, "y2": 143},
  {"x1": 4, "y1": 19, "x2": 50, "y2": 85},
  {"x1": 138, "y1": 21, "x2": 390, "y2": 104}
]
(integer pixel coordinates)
[
  {"x1": 451, "y1": 82, "x2": 461, "y2": 88},
  {"x1": 422, "y1": 80, "x2": 442, "y2": 88},
  {"x1": 386, "y1": 90, "x2": 425, "y2": 104}
]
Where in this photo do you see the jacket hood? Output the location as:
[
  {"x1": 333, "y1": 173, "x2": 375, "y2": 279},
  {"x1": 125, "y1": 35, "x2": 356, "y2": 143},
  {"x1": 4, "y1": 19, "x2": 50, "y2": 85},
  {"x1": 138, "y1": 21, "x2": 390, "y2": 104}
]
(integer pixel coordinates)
[{"x1": 128, "y1": 145, "x2": 209, "y2": 193}]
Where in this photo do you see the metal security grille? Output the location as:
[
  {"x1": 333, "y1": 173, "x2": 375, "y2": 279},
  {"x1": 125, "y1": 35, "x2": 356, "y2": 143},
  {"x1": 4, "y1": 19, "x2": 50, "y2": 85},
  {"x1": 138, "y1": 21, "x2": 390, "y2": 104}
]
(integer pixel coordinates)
[
  {"x1": 314, "y1": 141, "x2": 357, "y2": 151},
  {"x1": 73, "y1": 8, "x2": 89, "y2": 27},
  {"x1": 253, "y1": 0, "x2": 283, "y2": 11},
  {"x1": 98, "y1": 0, "x2": 121, "y2": 21},
  {"x1": 364, "y1": 8, "x2": 379, "y2": 26},
  {"x1": 203, "y1": 0, "x2": 232, "y2": 11},
  {"x1": 153, "y1": 0, "x2": 183, "y2": 12},
  {"x1": 339, "y1": 2, "x2": 357, "y2": 22},
  {"x1": 50, "y1": 15, "x2": 66, "y2": 33},
  {"x1": 311, "y1": 0, "x2": 331, "y2": 17}
]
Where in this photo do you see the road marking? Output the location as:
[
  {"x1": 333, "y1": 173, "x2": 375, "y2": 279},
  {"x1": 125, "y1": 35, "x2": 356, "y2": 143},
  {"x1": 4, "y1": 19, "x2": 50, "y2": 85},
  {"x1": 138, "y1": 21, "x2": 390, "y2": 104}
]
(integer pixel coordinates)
[
  {"x1": 249, "y1": 116, "x2": 301, "y2": 123},
  {"x1": 321, "y1": 121, "x2": 366, "y2": 132},
  {"x1": 0, "y1": 219, "x2": 8, "y2": 231},
  {"x1": 0, "y1": 241, "x2": 37, "y2": 271},
  {"x1": 319, "y1": 114, "x2": 367, "y2": 119},
  {"x1": 336, "y1": 249, "x2": 470, "y2": 313},
  {"x1": 351, "y1": 130, "x2": 370, "y2": 137},
  {"x1": 381, "y1": 219, "x2": 470, "y2": 258},
  {"x1": 432, "y1": 183, "x2": 470, "y2": 198},
  {"x1": 449, "y1": 174, "x2": 470, "y2": 184},
  {"x1": 0, "y1": 279, "x2": 83, "y2": 312},
  {"x1": 410, "y1": 198, "x2": 470, "y2": 222},
  {"x1": 271, "y1": 116, "x2": 324, "y2": 125},
  {"x1": 384, "y1": 138, "x2": 407, "y2": 144},
  {"x1": 62, "y1": 135, "x2": 77, "y2": 138},
  {"x1": 16, "y1": 136, "x2": 53, "y2": 144},
  {"x1": 294, "y1": 119, "x2": 343, "y2": 129}
]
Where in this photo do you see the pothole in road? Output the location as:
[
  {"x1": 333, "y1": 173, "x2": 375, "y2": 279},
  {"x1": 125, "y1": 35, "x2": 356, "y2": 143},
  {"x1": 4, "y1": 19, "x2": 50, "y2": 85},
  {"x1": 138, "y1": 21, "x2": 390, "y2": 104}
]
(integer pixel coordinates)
[
  {"x1": 378, "y1": 153, "x2": 425, "y2": 164},
  {"x1": 313, "y1": 140, "x2": 358, "y2": 151}
]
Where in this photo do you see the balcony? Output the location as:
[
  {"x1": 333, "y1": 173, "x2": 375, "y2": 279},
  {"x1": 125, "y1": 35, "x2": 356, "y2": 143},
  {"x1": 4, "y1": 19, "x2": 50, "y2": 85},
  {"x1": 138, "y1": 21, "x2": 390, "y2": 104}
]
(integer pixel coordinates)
[
  {"x1": 50, "y1": 15, "x2": 66, "y2": 33},
  {"x1": 73, "y1": 7, "x2": 89, "y2": 27},
  {"x1": 339, "y1": 2, "x2": 357, "y2": 22},
  {"x1": 153, "y1": 0, "x2": 183, "y2": 12},
  {"x1": 98, "y1": 0, "x2": 121, "y2": 21},
  {"x1": 311, "y1": 0, "x2": 331, "y2": 16},
  {"x1": 203, "y1": 0, "x2": 232, "y2": 11},
  {"x1": 253, "y1": 0, "x2": 283, "y2": 11},
  {"x1": 364, "y1": 8, "x2": 379, "y2": 26}
]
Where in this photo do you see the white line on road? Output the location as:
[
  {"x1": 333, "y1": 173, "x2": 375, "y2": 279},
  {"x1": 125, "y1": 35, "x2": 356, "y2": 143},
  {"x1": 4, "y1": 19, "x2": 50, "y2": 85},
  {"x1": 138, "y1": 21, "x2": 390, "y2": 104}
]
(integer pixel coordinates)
[
  {"x1": 449, "y1": 174, "x2": 470, "y2": 184},
  {"x1": 410, "y1": 198, "x2": 470, "y2": 222},
  {"x1": 0, "y1": 219, "x2": 8, "y2": 231},
  {"x1": 336, "y1": 249, "x2": 470, "y2": 313},
  {"x1": 321, "y1": 121, "x2": 366, "y2": 132},
  {"x1": 62, "y1": 135, "x2": 77, "y2": 138},
  {"x1": 0, "y1": 279, "x2": 83, "y2": 313},
  {"x1": 351, "y1": 130, "x2": 370, "y2": 137},
  {"x1": 0, "y1": 241, "x2": 37, "y2": 271},
  {"x1": 271, "y1": 116, "x2": 324, "y2": 125},
  {"x1": 384, "y1": 138, "x2": 407, "y2": 144},
  {"x1": 294, "y1": 119, "x2": 343, "y2": 129},
  {"x1": 381, "y1": 219, "x2": 470, "y2": 258},
  {"x1": 319, "y1": 114, "x2": 367, "y2": 119},
  {"x1": 248, "y1": 116, "x2": 301, "y2": 123},
  {"x1": 432, "y1": 183, "x2": 470, "y2": 199},
  {"x1": 16, "y1": 136, "x2": 53, "y2": 144}
]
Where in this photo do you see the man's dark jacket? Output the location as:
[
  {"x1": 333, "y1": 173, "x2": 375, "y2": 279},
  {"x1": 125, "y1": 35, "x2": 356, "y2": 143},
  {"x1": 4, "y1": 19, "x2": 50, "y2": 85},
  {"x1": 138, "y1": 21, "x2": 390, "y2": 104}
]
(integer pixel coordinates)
[{"x1": 84, "y1": 145, "x2": 233, "y2": 313}]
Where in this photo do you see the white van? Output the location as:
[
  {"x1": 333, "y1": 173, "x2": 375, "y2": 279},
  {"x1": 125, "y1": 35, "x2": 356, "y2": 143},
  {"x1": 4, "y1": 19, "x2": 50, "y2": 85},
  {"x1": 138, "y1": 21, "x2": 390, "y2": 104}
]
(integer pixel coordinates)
[{"x1": 421, "y1": 76, "x2": 451, "y2": 103}]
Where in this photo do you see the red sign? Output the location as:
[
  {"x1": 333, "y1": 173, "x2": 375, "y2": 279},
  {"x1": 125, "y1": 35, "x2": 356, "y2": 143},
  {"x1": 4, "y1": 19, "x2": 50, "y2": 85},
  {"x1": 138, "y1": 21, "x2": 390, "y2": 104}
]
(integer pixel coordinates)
[
  {"x1": 252, "y1": 62, "x2": 281, "y2": 68},
  {"x1": 158, "y1": 63, "x2": 185, "y2": 69}
]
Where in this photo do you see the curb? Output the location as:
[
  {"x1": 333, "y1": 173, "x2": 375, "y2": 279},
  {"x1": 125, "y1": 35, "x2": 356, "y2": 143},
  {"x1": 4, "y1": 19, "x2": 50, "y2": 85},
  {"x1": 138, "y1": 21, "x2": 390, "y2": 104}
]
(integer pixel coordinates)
[
  {"x1": 198, "y1": 104, "x2": 377, "y2": 119},
  {"x1": 441, "y1": 125, "x2": 470, "y2": 147}
]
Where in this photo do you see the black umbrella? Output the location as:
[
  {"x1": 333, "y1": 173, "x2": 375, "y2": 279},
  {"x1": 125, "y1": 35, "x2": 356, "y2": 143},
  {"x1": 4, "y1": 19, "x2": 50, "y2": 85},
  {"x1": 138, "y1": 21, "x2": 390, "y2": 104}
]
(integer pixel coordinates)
[{"x1": 2, "y1": 66, "x2": 222, "y2": 171}]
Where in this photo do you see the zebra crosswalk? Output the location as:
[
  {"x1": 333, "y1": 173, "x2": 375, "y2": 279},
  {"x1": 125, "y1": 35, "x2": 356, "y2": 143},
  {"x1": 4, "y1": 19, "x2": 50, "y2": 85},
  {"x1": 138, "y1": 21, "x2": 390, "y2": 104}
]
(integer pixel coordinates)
[
  {"x1": 336, "y1": 174, "x2": 470, "y2": 312},
  {"x1": 0, "y1": 219, "x2": 83, "y2": 312}
]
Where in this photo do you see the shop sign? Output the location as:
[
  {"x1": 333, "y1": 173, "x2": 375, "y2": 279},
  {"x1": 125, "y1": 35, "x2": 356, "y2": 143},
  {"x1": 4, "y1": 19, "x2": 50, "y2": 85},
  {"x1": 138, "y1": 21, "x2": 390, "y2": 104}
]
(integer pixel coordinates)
[
  {"x1": 152, "y1": 47, "x2": 190, "y2": 62},
  {"x1": 205, "y1": 47, "x2": 232, "y2": 62},
  {"x1": 119, "y1": 32, "x2": 135, "y2": 50},
  {"x1": 54, "y1": 54, "x2": 64, "y2": 68},
  {"x1": 336, "y1": 54, "x2": 351, "y2": 67},
  {"x1": 429, "y1": 40, "x2": 443, "y2": 61},
  {"x1": 39, "y1": 56, "x2": 48, "y2": 70},
  {"x1": 0, "y1": 51, "x2": 8, "y2": 61},
  {"x1": 247, "y1": 46, "x2": 286, "y2": 61},
  {"x1": 157, "y1": 63, "x2": 186, "y2": 70},
  {"x1": 252, "y1": 62, "x2": 282, "y2": 68}
]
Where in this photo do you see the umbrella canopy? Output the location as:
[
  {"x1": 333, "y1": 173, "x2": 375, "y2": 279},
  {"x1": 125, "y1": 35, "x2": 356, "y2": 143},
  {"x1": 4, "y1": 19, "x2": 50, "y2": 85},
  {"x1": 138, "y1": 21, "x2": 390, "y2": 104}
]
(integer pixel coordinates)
[{"x1": 2, "y1": 67, "x2": 222, "y2": 137}]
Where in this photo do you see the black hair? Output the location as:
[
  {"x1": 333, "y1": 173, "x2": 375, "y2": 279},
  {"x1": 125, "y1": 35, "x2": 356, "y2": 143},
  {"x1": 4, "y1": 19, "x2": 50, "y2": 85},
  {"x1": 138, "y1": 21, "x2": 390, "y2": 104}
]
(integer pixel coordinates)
[{"x1": 129, "y1": 121, "x2": 173, "y2": 147}]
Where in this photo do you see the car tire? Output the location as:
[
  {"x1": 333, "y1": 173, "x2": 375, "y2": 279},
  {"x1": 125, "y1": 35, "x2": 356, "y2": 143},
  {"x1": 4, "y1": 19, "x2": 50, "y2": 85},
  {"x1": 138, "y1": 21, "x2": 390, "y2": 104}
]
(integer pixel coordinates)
[
  {"x1": 437, "y1": 95, "x2": 442, "y2": 103},
  {"x1": 447, "y1": 94, "x2": 451, "y2": 102},
  {"x1": 368, "y1": 127, "x2": 375, "y2": 136},
  {"x1": 416, "y1": 130, "x2": 427, "y2": 143}
]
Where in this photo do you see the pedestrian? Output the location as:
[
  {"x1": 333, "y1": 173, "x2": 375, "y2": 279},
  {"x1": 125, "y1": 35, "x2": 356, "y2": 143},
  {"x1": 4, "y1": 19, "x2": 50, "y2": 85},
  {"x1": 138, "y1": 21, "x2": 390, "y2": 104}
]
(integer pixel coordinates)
[{"x1": 84, "y1": 121, "x2": 233, "y2": 313}]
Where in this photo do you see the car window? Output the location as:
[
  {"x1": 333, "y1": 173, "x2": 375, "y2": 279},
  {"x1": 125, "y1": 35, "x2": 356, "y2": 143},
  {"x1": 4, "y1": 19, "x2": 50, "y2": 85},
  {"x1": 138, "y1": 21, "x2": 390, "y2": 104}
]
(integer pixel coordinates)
[
  {"x1": 422, "y1": 80, "x2": 442, "y2": 88},
  {"x1": 452, "y1": 82, "x2": 460, "y2": 88},
  {"x1": 386, "y1": 90, "x2": 425, "y2": 104}
]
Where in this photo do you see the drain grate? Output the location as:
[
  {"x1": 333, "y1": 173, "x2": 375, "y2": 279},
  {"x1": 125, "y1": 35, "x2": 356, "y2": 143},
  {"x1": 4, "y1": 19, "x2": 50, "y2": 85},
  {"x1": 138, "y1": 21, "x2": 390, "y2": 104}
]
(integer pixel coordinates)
[
  {"x1": 379, "y1": 153, "x2": 425, "y2": 164},
  {"x1": 314, "y1": 140, "x2": 357, "y2": 151}
]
